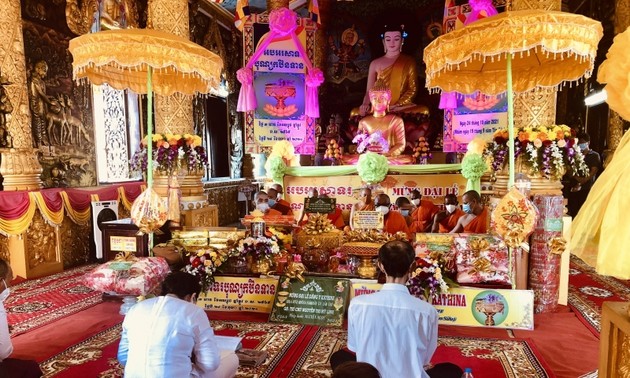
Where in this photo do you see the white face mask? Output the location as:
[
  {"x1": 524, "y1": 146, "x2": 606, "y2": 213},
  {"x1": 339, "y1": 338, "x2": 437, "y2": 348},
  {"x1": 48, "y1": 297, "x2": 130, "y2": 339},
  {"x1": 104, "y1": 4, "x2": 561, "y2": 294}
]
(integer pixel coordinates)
[
  {"x1": 376, "y1": 206, "x2": 390, "y2": 215},
  {"x1": 257, "y1": 203, "x2": 270, "y2": 212},
  {"x1": 445, "y1": 204, "x2": 458, "y2": 213},
  {"x1": 412, "y1": 199, "x2": 420, "y2": 206},
  {"x1": 0, "y1": 280, "x2": 10, "y2": 302}
]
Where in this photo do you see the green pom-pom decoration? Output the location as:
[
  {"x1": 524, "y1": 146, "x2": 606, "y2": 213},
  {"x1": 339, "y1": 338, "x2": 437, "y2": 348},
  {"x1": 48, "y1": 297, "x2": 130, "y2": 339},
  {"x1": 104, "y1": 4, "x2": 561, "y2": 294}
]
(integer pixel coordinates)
[
  {"x1": 265, "y1": 156, "x2": 287, "y2": 184},
  {"x1": 461, "y1": 153, "x2": 488, "y2": 180},
  {"x1": 357, "y1": 152, "x2": 389, "y2": 184}
]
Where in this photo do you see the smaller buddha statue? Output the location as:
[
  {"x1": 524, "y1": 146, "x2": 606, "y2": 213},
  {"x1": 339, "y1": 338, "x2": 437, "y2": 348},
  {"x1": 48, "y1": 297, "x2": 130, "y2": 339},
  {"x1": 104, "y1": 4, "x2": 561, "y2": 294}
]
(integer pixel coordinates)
[{"x1": 357, "y1": 77, "x2": 406, "y2": 157}]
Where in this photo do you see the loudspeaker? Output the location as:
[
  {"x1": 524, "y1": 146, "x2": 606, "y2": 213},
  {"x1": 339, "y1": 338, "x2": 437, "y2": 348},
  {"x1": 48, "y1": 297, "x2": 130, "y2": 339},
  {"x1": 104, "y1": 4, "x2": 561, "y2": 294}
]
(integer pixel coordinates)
[{"x1": 91, "y1": 201, "x2": 119, "y2": 259}]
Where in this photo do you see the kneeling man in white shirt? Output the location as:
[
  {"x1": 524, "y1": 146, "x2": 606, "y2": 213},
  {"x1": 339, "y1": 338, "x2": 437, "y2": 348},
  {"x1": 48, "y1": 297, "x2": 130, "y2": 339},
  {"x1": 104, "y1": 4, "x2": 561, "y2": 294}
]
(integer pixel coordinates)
[
  {"x1": 330, "y1": 240, "x2": 463, "y2": 378},
  {"x1": 118, "y1": 271, "x2": 239, "y2": 378}
]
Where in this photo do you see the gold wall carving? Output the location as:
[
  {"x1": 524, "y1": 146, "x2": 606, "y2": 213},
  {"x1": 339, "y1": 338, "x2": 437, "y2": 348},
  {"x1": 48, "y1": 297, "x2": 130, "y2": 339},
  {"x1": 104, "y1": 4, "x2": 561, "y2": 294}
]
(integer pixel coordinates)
[
  {"x1": 25, "y1": 211, "x2": 59, "y2": 270},
  {"x1": 0, "y1": 0, "x2": 43, "y2": 190},
  {"x1": 615, "y1": 0, "x2": 630, "y2": 34},
  {"x1": 65, "y1": 0, "x2": 98, "y2": 35},
  {"x1": 510, "y1": 0, "x2": 561, "y2": 11},
  {"x1": 205, "y1": 179, "x2": 245, "y2": 226},
  {"x1": 0, "y1": 238, "x2": 9, "y2": 263},
  {"x1": 59, "y1": 217, "x2": 92, "y2": 268},
  {"x1": 513, "y1": 90, "x2": 557, "y2": 128},
  {"x1": 0, "y1": 148, "x2": 43, "y2": 190},
  {"x1": 620, "y1": 334, "x2": 630, "y2": 378},
  {"x1": 1, "y1": 0, "x2": 36, "y2": 150}
]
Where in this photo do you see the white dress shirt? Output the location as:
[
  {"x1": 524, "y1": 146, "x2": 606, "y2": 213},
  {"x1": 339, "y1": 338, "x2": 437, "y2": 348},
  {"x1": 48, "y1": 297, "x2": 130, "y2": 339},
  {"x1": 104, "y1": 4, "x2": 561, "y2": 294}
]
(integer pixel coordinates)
[
  {"x1": 0, "y1": 302, "x2": 13, "y2": 361},
  {"x1": 118, "y1": 295, "x2": 222, "y2": 378},
  {"x1": 347, "y1": 283, "x2": 438, "y2": 378}
]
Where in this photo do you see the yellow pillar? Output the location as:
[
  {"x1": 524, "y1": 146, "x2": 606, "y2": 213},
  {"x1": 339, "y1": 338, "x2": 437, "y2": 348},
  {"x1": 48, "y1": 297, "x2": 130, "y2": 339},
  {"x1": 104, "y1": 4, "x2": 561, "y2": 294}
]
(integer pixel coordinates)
[
  {"x1": 148, "y1": 0, "x2": 194, "y2": 136},
  {"x1": 604, "y1": 1, "x2": 630, "y2": 166},
  {"x1": 0, "y1": 0, "x2": 43, "y2": 190},
  {"x1": 510, "y1": 0, "x2": 561, "y2": 129},
  {"x1": 147, "y1": 0, "x2": 210, "y2": 224}
]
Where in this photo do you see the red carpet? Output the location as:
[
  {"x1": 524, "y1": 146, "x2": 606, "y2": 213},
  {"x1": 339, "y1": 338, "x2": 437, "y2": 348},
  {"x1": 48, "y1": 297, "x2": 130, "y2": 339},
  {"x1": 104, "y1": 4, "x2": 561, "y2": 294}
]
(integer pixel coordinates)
[
  {"x1": 568, "y1": 255, "x2": 630, "y2": 335},
  {"x1": 38, "y1": 318, "x2": 306, "y2": 378},
  {"x1": 7, "y1": 265, "x2": 101, "y2": 337}
]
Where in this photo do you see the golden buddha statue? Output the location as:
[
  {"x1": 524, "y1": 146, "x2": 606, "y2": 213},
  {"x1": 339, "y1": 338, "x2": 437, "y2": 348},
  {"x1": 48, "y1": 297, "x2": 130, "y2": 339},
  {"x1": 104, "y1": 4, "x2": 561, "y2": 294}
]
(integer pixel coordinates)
[
  {"x1": 358, "y1": 78, "x2": 406, "y2": 156},
  {"x1": 342, "y1": 78, "x2": 413, "y2": 165},
  {"x1": 352, "y1": 24, "x2": 428, "y2": 117}
]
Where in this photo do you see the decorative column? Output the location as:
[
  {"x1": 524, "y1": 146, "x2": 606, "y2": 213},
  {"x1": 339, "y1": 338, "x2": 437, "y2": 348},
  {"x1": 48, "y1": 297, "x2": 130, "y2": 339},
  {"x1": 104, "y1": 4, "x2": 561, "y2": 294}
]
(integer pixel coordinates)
[
  {"x1": 148, "y1": 0, "x2": 194, "y2": 136},
  {"x1": 0, "y1": 0, "x2": 43, "y2": 190},
  {"x1": 604, "y1": 1, "x2": 630, "y2": 166},
  {"x1": 148, "y1": 0, "x2": 213, "y2": 225},
  {"x1": 510, "y1": 0, "x2": 561, "y2": 129}
]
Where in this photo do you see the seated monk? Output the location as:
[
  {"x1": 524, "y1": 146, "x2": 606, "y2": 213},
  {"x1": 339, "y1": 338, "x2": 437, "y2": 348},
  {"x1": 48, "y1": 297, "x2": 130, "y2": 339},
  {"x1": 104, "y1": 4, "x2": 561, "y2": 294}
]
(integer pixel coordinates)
[
  {"x1": 267, "y1": 183, "x2": 293, "y2": 216},
  {"x1": 394, "y1": 196, "x2": 414, "y2": 227},
  {"x1": 431, "y1": 193, "x2": 465, "y2": 233},
  {"x1": 375, "y1": 194, "x2": 410, "y2": 238},
  {"x1": 253, "y1": 191, "x2": 282, "y2": 216},
  {"x1": 409, "y1": 189, "x2": 439, "y2": 233},
  {"x1": 450, "y1": 190, "x2": 489, "y2": 234},
  {"x1": 349, "y1": 187, "x2": 374, "y2": 230}
]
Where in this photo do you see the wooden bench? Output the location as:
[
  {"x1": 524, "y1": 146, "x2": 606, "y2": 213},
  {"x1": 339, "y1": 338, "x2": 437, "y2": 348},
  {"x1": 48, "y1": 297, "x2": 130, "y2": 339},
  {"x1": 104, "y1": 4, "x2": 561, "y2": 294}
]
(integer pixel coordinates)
[{"x1": 599, "y1": 301, "x2": 630, "y2": 377}]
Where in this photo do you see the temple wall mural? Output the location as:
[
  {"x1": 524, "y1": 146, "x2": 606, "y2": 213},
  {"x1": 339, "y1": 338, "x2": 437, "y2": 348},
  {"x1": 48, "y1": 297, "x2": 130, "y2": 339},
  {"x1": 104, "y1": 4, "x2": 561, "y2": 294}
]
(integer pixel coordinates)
[{"x1": 21, "y1": 2, "x2": 97, "y2": 188}]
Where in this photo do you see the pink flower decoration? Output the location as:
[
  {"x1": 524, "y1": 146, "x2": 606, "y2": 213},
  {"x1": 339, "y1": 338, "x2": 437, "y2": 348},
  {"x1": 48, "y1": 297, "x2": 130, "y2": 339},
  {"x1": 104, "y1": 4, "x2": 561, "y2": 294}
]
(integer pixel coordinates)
[
  {"x1": 269, "y1": 8, "x2": 297, "y2": 37},
  {"x1": 557, "y1": 139, "x2": 566, "y2": 148},
  {"x1": 236, "y1": 67, "x2": 253, "y2": 85},
  {"x1": 533, "y1": 139, "x2": 543, "y2": 148},
  {"x1": 306, "y1": 68, "x2": 324, "y2": 87}
]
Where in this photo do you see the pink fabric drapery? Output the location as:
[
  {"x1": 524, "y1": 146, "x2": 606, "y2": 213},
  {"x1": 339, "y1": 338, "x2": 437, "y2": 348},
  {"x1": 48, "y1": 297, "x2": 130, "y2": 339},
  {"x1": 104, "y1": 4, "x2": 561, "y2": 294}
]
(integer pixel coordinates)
[
  {"x1": 0, "y1": 192, "x2": 31, "y2": 221},
  {"x1": 237, "y1": 7, "x2": 323, "y2": 118},
  {"x1": 39, "y1": 188, "x2": 64, "y2": 213}
]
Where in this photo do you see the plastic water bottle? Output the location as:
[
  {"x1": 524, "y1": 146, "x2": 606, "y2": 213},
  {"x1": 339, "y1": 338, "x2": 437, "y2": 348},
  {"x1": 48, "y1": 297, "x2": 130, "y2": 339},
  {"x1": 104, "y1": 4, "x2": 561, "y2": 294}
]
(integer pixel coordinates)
[{"x1": 462, "y1": 367, "x2": 474, "y2": 378}]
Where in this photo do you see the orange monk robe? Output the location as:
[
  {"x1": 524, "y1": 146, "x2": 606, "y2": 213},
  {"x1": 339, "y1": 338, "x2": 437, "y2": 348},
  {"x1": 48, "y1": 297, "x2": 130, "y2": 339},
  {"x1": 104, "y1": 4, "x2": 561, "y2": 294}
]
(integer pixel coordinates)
[
  {"x1": 384, "y1": 211, "x2": 411, "y2": 238},
  {"x1": 272, "y1": 199, "x2": 293, "y2": 216},
  {"x1": 410, "y1": 200, "x2": 439, "y2": 233},
  {"x1": 463, "y1": 207, "x2": 489, "y2": 233},
  {"x1": 266, "y1": 208, "x2": 282, "y2": 217},
  {"x1": 438, "y1": 209, "x2": 465, "y2": 233},
  {"x1": 327, "y1": 208, "x2": 346, "y2": 230}
]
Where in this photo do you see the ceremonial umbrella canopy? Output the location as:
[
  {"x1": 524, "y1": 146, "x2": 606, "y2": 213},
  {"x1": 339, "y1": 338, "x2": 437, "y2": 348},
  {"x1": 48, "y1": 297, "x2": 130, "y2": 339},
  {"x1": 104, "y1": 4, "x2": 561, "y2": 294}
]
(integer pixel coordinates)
[
  {"x1": 69, "y1": 28, "x2": 223, "y2": 235},
  {"x1": 69, "y1": 28, "x2": 223, "y2": 186},
  {"x1": 424, "y1": 10, "x2": 602, "y2": 187}
]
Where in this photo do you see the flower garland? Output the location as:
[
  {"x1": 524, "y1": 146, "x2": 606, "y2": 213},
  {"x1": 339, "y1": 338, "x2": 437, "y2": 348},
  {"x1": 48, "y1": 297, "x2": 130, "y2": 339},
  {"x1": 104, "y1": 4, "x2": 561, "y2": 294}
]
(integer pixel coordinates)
[
  {"x1": 353, "y1": 132, "x2": 390, "y2": 154},
  {"x1": 484, "y1": 125, "x2": 588, "y2": 179},
  {"x1": 131, "y1": 133, "x2": 208, "y2": 175},
  {"x1": 233, "y1": 236, "x2": 282, "y2": 260},
  {"x1": 406, "y1": 251, "x2": 456, "y2": 301},
  {"x1": 182, "y1": 247, "x2": 227, "y2": 292}
]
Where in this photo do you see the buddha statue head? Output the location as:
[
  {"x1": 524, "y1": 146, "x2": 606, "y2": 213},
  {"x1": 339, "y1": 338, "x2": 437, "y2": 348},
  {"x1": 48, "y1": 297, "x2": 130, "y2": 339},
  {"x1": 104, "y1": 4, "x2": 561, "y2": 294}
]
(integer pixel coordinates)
[
  {"x1": 368, "y1": 76, "x2": 392, "y2": 116},
  {"x1": 380, "y1": 24, "x2": 407, "y2": 54}
]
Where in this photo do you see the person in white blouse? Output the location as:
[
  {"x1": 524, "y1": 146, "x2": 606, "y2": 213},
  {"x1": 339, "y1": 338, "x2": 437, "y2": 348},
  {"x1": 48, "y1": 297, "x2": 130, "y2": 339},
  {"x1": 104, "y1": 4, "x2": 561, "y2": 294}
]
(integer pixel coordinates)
[
  {"x1": 0, "y1": 259, "x2": 43, "y2": 377},
  {"x1": 117, "y1": 271, "x2": 238, "y2": 378},
  {"x1": 330, "y1": 241, "x2": 462, "y2": 378}
]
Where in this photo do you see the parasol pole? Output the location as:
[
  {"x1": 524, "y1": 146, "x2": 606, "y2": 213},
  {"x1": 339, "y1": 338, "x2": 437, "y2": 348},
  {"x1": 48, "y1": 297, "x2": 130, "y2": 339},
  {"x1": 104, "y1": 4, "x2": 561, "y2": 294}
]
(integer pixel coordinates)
[
  {"x1": 506, "y1": 53, "x2": 515, "y2": 189},
  {"x1": 146, "y1": 66, "x2": 154, "y2": 251}
]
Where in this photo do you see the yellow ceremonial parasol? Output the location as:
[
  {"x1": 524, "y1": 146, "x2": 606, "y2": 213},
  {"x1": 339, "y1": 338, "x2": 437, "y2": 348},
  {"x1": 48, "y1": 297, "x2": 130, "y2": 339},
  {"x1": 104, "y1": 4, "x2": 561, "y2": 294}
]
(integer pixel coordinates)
[
  {"x1": 69, "y1": 28, "x2": 223, "y2": 188},
  {"x1": 69, "y1": 28, "x2": 222, "y2": 239},
  {"x1": 424, "y1": 10, "x2": 602, "y2": 187}
]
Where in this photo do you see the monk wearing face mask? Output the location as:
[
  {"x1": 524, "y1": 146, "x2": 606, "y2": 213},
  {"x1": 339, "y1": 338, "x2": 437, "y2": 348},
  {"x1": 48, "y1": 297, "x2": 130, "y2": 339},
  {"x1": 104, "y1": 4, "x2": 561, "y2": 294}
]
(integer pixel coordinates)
[
  {"x1": 450, "y1": 190, "x2": 488, "y2": 234},
  {"x1": 375, "y1": 194, "x2": 410, "y2": 238},
  {"x1": 431, "y1": 194, "x2": 465, "y2": 233},
  {"x1": 409, "y1": 189, "x2": 439, "y2": 233}
]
